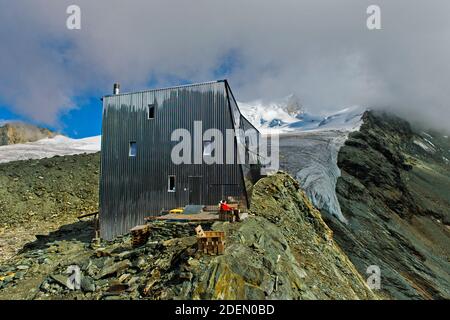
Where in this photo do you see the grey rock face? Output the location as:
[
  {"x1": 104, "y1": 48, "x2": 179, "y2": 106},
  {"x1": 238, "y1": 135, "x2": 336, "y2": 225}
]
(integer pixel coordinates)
[
  {"x1": 81, "y1": 276, "x2": 95, "y2": 292},
  {"x1": 332, "y1": 111, "x2": 450, "y2": 299}
]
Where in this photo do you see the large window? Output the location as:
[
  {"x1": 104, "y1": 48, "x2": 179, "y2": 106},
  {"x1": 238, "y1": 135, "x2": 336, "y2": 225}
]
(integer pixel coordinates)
[
  {"x1": 168, "y1": 175, "x2": 176, "y2": 192},
  {"x1": 129, "y1": 141, "x2": 137, "y2": 157}
]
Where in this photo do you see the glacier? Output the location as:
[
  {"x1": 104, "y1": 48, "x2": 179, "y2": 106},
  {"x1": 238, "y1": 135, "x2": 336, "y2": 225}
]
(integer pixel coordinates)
[
  {"x1": 239, "y1": 100, "x2": 365, "y2": 223},
  {"x1": 277, "y1": 131, "x2": 351, "y2": 223},
  {"x1": 0, "y1": 135, "x2": 101, "y2": 164}
]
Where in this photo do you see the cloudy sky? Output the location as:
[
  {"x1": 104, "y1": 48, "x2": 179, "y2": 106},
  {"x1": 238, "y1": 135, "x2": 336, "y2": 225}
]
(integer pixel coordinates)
[{"x1": 0, "y1": 0, "x2": 449, "y2": 136}]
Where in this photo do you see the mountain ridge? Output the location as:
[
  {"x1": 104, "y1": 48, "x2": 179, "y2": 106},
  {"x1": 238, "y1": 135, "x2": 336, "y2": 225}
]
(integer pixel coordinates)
[
  {"x1": 330, "y1": 111, "x2": 450, "y2": 299},
  {"x1": 0, "y1": 122, "x2": 56, "y2": 146}
]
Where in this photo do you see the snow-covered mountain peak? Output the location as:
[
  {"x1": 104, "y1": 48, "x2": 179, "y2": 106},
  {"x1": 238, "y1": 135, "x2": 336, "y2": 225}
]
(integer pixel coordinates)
[
  {"x1": 284, "y1": 94, "x2": 304, "y2": 118},
  {"x1": 238, "y1": 95, "x2": 366, "y2": 134}
]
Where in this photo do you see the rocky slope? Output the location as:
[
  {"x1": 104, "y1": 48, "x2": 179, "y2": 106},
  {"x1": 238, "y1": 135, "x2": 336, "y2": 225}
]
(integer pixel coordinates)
[
  {"x1": 328, "y1": 111, "x2": 450, "y2": 299},
  {"x1": 0, "y1": 173, "x2": 377, "y2": 300},
  {"x1": 0, "y1": 153, "x2": 100, "y2": 263},
  {"x1": 0, "y1": 122, "x2": 55, "y2": 146}
]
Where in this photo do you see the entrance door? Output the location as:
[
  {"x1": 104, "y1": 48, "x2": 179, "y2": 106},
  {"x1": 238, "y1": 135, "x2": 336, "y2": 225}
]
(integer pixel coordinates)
[{"x1": 188, "y1": 176, "x2": 202, "y2": 204}]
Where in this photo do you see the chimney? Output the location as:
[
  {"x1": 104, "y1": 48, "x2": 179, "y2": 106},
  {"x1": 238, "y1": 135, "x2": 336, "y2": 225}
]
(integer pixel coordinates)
[{"x1": 113, "y1": 83, "x2": 120, "y2": 95}]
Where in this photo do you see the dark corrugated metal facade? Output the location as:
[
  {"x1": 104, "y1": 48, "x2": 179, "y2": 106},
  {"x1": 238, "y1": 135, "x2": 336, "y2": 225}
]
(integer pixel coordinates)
[{"x1": 99, "y1": 80, "x2": 262, "y2": 240}]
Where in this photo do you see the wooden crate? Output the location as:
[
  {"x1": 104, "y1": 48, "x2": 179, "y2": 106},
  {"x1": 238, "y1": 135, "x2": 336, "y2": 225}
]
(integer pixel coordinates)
[
  {"x1": 130, "y1": 224, "x2": 150, "y2": 247},
  {"x1": 195, "y1": 226, "x2": 225, "y2": 255}
]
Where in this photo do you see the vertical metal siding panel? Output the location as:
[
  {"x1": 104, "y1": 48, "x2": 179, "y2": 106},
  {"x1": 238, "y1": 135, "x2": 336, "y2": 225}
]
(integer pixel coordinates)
[{"x1": 99, "y1": 98, "x2": 107, "y2": 238}]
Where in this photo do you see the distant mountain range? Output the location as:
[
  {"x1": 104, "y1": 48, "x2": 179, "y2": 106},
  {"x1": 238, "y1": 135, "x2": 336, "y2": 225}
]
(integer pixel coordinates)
[{"x1": 238, "y1": 95, "x2": 365, "y2": 133}]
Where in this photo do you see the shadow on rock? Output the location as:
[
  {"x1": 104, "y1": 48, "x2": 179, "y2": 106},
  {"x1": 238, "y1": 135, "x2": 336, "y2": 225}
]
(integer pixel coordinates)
[{"x1": 19, "y1": 220, "x2": 95, "y2": 253}]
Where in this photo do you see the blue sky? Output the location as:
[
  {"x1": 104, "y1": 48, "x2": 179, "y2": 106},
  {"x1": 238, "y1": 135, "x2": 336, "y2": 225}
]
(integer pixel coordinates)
[
  {"x1": 58, "y1": 97, "x2": 103, "y2": 138},
  {"x1": 0, "y1": 97, "x2": 102, "y2": 138}
]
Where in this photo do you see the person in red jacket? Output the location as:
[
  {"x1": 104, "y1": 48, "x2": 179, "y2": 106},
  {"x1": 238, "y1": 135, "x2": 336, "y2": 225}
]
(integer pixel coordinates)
[
  {"x1": 219, "y1": 200, "x2": 240, "y2": 222},
  {"x1": 219, "y1": 200, "x2": 233, "y2": 212}
]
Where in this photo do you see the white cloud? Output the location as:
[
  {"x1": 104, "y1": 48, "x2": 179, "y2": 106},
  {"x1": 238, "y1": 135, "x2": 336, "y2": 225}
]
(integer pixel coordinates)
[{"x1": 0, "y1": 0, "x2": 449, "y2": 132}]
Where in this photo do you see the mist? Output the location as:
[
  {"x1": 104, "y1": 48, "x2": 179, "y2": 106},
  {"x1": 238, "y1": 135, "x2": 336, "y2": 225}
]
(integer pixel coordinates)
[{"x1": 0, "y1": 0, "x2": 449, "y2": 132}]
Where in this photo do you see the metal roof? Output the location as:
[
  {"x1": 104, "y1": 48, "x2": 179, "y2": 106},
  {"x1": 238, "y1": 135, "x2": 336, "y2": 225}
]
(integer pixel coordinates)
[{"x1": 103, "y1": 79, "x2": 226, "y2": 99}]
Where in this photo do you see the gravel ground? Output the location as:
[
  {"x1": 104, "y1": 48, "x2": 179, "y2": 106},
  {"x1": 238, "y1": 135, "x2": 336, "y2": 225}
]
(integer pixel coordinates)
[{"x1": 0, "y1": 152, "x2": 100, "y2": 264}]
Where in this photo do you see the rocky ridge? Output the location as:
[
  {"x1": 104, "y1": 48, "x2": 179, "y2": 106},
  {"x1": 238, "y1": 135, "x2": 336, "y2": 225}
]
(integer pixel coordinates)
[
  {"x1": 329, "y1": 111, "x2": 450, "y2": 299},
  {"x1": 0, "y1": 122, "x2": 55, "y2": 146}
]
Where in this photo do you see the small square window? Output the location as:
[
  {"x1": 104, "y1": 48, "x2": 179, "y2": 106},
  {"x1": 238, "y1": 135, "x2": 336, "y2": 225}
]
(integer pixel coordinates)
[
  {"x1": 129, "y1": 141, "x2": 137, "y2": 157},
  {"x1": 168, "y1": 175, "x2": 176, "y2": 192},
  {"x1": 148, "y1": 104, "x2": 155, "y2": 119}
]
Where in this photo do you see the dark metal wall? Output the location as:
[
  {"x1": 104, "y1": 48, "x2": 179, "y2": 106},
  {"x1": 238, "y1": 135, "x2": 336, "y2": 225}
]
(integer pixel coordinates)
[{"x1": 100, "y1": 80, "x2": 260, "y2": 240}]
